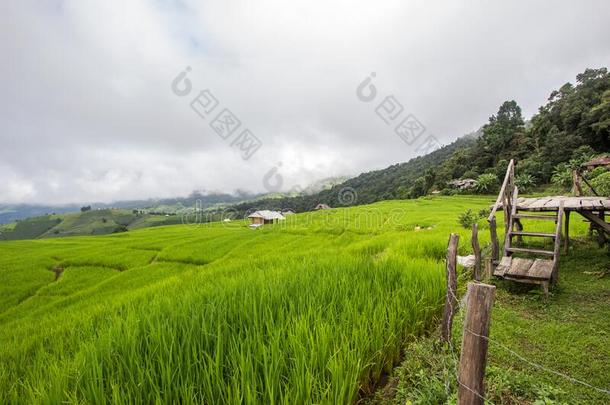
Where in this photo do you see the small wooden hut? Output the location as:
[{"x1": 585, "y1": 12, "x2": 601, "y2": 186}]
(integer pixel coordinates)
[{"x1": 248, "y1": 210, "x2": 285, "y2": 228}]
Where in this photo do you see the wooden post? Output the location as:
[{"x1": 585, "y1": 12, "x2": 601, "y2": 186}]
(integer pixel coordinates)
[
  {"x1": 564, "y1": 211, "x2": 570, "y2": 254},
  {"x1": 514, "y1": 218, "x2": 523, "y2": 243},
  {"x1": 441, "y1": 233, "x2": 459, "y2": 344},
  {"x1": 472, "y1": 224, "x2": 481, "y2": 281},
  {"x1": 484, "y1": 258, "x2": 493, "y2": 281},
  {"x1": 457, "y1": 283, "x2": 496, "y2": 405},
  {"x1": 572, "y1": 170, "x2": 583, "y2": 196},
  {"x1": 598, "y1": 211, "x2": 607, "y2": 247},
  {"x1": 489, "y1": 217, "x2": 499, "y2": 263}
]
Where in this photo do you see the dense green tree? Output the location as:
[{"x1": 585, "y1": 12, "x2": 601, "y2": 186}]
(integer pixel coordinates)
[{"x1": 472, "y1": 100, "x2": 525, "y2": 169}]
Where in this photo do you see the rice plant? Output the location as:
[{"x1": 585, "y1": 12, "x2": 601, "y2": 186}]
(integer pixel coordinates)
[{"x1": 0, "y1": 196, "x2": 500, "y2": 404}]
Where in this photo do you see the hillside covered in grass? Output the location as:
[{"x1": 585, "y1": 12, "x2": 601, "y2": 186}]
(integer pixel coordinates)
[
  {"x1": 0, "y1": 209, "x2": 181, "y2": 241},
  {"x1": 1, "y1": 196, "x2": 492, "y2": 403}
]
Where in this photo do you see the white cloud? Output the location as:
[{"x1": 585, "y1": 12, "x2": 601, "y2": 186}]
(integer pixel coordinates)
[{"x1": 1, "y1": 0, "x2": 609, "y2": 204}]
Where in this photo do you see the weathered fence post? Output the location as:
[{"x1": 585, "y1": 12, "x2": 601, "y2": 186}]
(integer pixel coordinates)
[
  {"x1": 564, "y1": 211, "x2": 570, "y2": 254},
  {"x1": 457, "y1": 282, "x2": 496, "y2": 405},
  {"x1": 471, "y1": 224, "x2": 481, "y2": 281},
  {"x1": 489, "y1": 217, "x2": 499, "y2": 263},
  {"x1": 441, "y1": 233, "x2": 459, "y2": 344},
  {"x1": 484, "y1": 258, "x2": 493, "y2": 281}
]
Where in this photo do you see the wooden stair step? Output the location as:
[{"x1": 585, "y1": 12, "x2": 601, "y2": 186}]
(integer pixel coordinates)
[
  {"x1": 513, "y1": 214, "x2": 557, "y2": 221},
  {"x1": 507, "y1": 247, "x2": 555, "y2": 256},
  {"x1": 493, "y1": 257, "x2": 555, "y2": 281},
  {"x1": 510, "y1": 231, "x2": 556, "y2": 238}
]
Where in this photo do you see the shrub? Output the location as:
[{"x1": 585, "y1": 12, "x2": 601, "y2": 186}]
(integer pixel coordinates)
[
  {"x1": 590, "y1": 172, "x2": 610, "y2": 196},
  {"x1": 586, "y1": 166, "x2": 608, "y2": 180},
  {"x1": 478, "y1": 208, "x2": 491, "y2": 219},
  {"x1": 474, "y1": 174, "x2": 499, "y2": 194},
  {"x1": 551, "y1": 163, "x2": 572, "y2": 189},
  {"x1": 458, "y1": 209, "x2": 478, "y2": 229},
  {"x1": 515, "y1": 173, "x2": 536, "y2": 193}
]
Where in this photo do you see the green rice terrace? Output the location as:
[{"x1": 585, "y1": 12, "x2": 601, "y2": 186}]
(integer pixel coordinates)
[{"x1": 0, "y1": 196, "x2": 608, "y2": 404}]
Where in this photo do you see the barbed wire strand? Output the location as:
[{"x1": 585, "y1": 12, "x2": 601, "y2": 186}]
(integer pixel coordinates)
[
  {"x1": 452, "y1": 283, "x2": 610, "y2": 399},
  {"x1": 463, "y1": 326, "x2": 610, "y2": 396},
  {"x1": 443, "y1": 286, "x2": 496, "y2": 404}
]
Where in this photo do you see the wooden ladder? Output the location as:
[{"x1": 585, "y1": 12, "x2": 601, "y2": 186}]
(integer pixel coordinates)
[{"x1": 502, "y1": 186, "x2": 564, "y2": 287}]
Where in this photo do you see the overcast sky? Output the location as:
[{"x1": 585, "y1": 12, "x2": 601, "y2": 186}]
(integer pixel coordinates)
[{"x1": 2, "y1": 1, "x2": 610, "y2": 204}]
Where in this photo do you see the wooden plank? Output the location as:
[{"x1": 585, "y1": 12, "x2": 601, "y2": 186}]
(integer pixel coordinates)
[
  {"x1": 564, "y1": 211, "x2": 570, "y2": 254},
  {"x1": 510, "y1": 231, "x2": 555, "y2": 238},
  {"x1": 543, "y1": 198, "x2": 559, "y2": 208},
  {"x1": 552, "y1": 202, "x2": 564, "y2": 283},
  {"x1": 518, "y1": 198, "x2": 534, "y2": 209},
  {"x1": 513, "y1": 196, "x2": 610, "y2": 212},
  {"x1": 506, "y1": 247, "x2": 555, "y2": 256},
  {"x1": 503, "y1": 275, "x2": 546, "y2": 285},
  {"x1": 494, "y1": 256, "x2": 511, "y2": 277},
  {"x1": 488, "y1": 159, "x2": 515, "y2": 222},
  {"x1": 527, "y1": 198, "x2": 553, "y2": 210},
  {"x1": 490, "y1": 217, "x2": 499, "y2": 263},
  {"x1": 579, "y1": 211, "x2": 610, "y2": 234},
  {"x1": 513, "y1": 214, "x2": 557, "y2": 221},
  {"x1": 527, "y1": 259, "x2": 554, "y2": 280},
  {"x1": 505, "y1": 257, "x2": 534, "y2": 277},
  {"x1": 504, "y1": 187, "x2": 519, "y2": 257}
]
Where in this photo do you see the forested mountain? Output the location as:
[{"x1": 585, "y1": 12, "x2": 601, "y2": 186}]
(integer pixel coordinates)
[{"x1": 229, "y1": 68, "x2": 610, "y2": 216}]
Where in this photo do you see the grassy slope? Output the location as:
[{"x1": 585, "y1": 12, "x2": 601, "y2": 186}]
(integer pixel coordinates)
[
  {"x1": 371, "y1": 224, "x2": 610, "y2": 403},
  {"x1": 0, "y1": 196, "x2": 494, "y2": 404},
  {"x1": 0, "y1": 209, "x2": 181, "y2": 240}
]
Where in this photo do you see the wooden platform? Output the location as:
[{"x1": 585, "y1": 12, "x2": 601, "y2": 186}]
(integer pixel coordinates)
[
  {"x1": 494, "y1": 256, "x2": 554, "y2": 281},
  {"x1": 510, "y1": 196, "x2": 610, "y2": 212}
]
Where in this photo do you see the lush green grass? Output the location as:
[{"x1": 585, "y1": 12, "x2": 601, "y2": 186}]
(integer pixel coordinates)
[
  {"x1": 0, "y1": 196, "x2": 496, "y2": 404},
  {"x1": 370, "y1": 240, "x2": 610, "y2": 404}
]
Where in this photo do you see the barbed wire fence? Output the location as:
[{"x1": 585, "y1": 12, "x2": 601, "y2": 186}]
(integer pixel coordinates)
[{"x1": 438, "y1": 237, "x2": 610, "y2": 404}]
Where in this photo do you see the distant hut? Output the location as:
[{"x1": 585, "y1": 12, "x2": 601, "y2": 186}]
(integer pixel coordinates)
[
  {"x1": 281, "y1": 209, "x2": 295, "y2": 215},
  {"x1": 315, "y1": 204, "x2": 331, "y2": 210},
  {"x1": 448, "y1": 178, "x2": 477, "y2": 190},
  {"x1": 248, "y1": 210, "x2": 285, "y2": 228},
  {"x1": 581, "y1": 155, "x2": 610, "y2": 171},
  {"x1": 574, "y1": 155, "x2": 610, "y2": 195}
]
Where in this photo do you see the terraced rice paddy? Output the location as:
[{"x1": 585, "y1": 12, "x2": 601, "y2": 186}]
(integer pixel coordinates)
[{"x1": 0, "y1": 196, "x2": 494, "y2": 404}]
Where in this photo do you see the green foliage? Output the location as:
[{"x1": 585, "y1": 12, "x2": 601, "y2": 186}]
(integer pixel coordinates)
[
  {"x1": 515, "y1": 173, "x2": 536, "y2": 193},
  {"x1": 551, "y1": 163, "x2": 573, "y2": 189},
  {"x1": 586, "y1": 166, "x2": 608, "y2": 180},
  {"x1": 458, "y1": 209, "x2": 478, "y2": 229},
  {"x1": 409, "y1": 177, "x2": 428, "y2": 198},
  {"x1": 478, "y1": 207, "x2": 491, "y2": 218},
  {"x1": 457, "y1": 207, "x2": 489, "y2": 229},
  {"x1": 474, "y1": 173, "x2": 500, "y2": 194},
  {"x1": 590, "y1": 172, "x2": 610, "y2": 196}
]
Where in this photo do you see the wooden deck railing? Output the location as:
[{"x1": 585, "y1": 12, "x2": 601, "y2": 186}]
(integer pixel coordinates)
[{"x1": 488, "y1": 159, "x2": 515, "y2": 262}]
